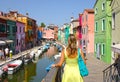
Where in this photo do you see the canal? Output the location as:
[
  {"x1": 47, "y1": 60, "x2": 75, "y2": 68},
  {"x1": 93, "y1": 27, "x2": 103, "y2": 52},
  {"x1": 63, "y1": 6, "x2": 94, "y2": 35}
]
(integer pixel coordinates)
[{"x1": 1, "y1": 46, "x2": 58, "y2": 82}]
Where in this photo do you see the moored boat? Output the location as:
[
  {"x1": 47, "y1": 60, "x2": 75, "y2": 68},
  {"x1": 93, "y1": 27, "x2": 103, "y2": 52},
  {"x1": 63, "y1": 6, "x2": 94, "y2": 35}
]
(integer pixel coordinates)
[{"x1": 7, "y1": 60, "x2": 23, "y2": 74}]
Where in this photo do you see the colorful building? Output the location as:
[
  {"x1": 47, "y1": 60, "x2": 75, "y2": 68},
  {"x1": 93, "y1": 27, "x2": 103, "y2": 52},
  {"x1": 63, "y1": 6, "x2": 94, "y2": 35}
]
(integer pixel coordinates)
[
  {"x1": 6, "y1": 18, "x2": 16, "y2": 54},
  {"x1": 94, "y1": 0, "x2": 112, "y2": 63},
  {"x1": 82, "y1": 9, "x2": 94, "y2": 54},
  {"x1": 78, "y1": 14, "x2": 83, "y2": 48},
  {"x1": 42, "y1": 27, "x2": 54, "y2": 40},
  {"x1": 64, "y1": 24, "x2": 70, "y2": 45},
  {"x1": 15, "y1": 21, "x2": 25, "y2": 53},
  {"x1": 7, "y1": 11, "x2": 37, "y2": 49},
  {"x1": 111, "y1": 0, "x2": 120, "y2": 63},
  {"x1": 54, "y1": 26, "x2": 58, "y2": 41}
]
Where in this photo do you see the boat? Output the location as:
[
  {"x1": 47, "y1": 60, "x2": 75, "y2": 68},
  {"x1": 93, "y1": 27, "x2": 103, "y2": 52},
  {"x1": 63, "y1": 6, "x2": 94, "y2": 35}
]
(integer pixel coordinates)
[
  {"x1": 29, "y1": 51, "x2": 35, "y2": 57},
  {"x1": 0, "y1": 68, "x2": 3, "y2": 78},
  {"x1": 37, "y1": 49, "x2": 42, "y2": 56},
  {"x1": 54, "y1": 53, "x2": 61, "y2": 60},
  {"x1": 45, "y1": 63, "x2": 54, "y2": 72},
  {"x1": 23, "y1": 54, "x2": 33, "y2": 65},
  {"x1": 0, "y1": 65, "x2": 8, "y2": 78},
  {"x1": 7, "y1": 60, "x2": 23, "y2": 74},
  {"x1": 32, "y1": 57, "x2": 39, "y2": 63}
]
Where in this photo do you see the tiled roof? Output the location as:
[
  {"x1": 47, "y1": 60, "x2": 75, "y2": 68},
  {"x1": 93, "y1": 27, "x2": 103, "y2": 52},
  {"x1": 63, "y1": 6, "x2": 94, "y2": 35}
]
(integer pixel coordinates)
[{"x1": 85, "y1": 9, "x2": 94, "y2": 13}]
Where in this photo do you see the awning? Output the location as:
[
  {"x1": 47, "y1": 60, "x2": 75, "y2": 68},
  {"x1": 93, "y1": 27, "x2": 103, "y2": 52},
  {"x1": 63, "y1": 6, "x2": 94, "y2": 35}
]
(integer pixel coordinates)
[
  {"x1": 0, "y1": 40, "x2": 6, "y2": 45},
  {"x1": 5, "y1": 40, "x2": 13, "y2": 44},
  {"x1": 112, "y1": 44, "x2": 120, "y2": 53}
]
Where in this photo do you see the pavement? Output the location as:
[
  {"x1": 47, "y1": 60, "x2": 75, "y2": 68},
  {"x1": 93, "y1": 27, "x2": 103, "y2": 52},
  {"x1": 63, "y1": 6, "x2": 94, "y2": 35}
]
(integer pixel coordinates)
[
  {"x1": 56, "y1": 41, "x2": 110, "y2": 82},
  {"x1": 0, "y1": 46, "x2": 40, "y2": 67},
  {"x1": 84, "y1": 54, "x2": 110, "y2": 82}
]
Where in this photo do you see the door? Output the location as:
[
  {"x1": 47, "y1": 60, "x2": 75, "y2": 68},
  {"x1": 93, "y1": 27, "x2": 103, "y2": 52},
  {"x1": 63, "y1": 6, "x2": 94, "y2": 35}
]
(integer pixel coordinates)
[{"x1": 97, "y1": 44, "x2": 101, "y2": 59}]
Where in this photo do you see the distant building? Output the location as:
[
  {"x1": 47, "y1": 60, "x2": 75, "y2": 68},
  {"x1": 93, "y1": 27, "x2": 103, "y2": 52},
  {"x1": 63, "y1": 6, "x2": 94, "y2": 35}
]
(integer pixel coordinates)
[
  {"x1": 42, "y1": 27, "x2": 54, "y2": 40},
  {"x1": 6, "y1": 11, "x2": 37, "y2": 49},
  {"x1": 82, "y1": 9, "x2": 94, "y2": 55},
  {"x1": 16, "y1": 21, "x2": 25, "y2": 53}
]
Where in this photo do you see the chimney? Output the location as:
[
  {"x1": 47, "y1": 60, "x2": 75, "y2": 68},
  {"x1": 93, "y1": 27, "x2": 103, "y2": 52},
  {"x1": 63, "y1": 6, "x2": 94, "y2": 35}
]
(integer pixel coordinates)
[
  {"x1": 26, "y1": 13, "x2": 29, "y2": 16},
  {"x1": 71, "y1": 17, "x2": 74, "y2": 22},
  {"x1": 0, "y1": 11, "x2": 3, "y2": 16}
]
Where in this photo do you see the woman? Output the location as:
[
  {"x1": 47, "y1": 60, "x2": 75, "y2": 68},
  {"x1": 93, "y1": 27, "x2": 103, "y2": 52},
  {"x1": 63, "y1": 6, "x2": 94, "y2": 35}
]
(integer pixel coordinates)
[{"x1": 52, "y1": 34, "x2": 85, "y2": 82}]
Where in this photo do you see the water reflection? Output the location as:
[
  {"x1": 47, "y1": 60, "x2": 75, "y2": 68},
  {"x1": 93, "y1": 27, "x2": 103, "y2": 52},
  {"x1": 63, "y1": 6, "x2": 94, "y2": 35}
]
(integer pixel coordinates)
[{"x1": 0, "y1": 46, "x2": 58, "y2": 82}]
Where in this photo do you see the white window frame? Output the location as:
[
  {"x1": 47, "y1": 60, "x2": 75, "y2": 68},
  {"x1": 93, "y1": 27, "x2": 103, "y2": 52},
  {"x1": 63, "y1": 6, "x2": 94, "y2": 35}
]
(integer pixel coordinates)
[
  {"x1": 102, "y1": 2, "x2": 105, "y2": 10},
  {"x1": 101, "y1": 43, "x2": 105, "y2": 55},
  {"x1": 95, "y1": 7, "x2": 98, "y2": 15},
  {"x1": 95, "y1": 43, "x2": 97, "y2": 52},
  {"x1": 112, "y1": 13, "x2": 115, "y2": 29},
  {"x1": 102, "y1": 19, "x2": 105, "y2": 31},
  {"x1": 95, "y1": 21, "x2": 98, "y2": 32}
]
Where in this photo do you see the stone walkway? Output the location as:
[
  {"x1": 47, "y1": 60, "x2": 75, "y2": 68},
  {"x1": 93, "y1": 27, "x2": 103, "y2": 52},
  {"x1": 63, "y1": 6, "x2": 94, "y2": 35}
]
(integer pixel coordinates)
[
  {"x1": 56, "y1": 41, "x2": 110, "y2": 82},
  {"x1": 0, "y1": 46, "x2": 40, "y2": 66},
  {"x1": 84, "y1": 54, "x2": 110, "y2": 82}
]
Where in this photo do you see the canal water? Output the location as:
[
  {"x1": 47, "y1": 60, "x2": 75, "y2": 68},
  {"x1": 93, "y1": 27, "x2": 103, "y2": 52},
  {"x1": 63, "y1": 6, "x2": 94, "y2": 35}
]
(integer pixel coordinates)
[{"x1": 1, "y1": 46, "x2": 58, "y2": 82}]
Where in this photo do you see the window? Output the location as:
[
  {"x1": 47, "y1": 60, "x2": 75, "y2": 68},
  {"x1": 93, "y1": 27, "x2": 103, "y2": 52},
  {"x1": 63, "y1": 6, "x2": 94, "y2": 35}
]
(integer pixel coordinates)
[
  {"x1": 112, "y1": 13, "x2": 115, "y2": 29},
  {"x1": 95, "y1": 7, "x2": 98, "y2": 15},
  {"x1": 95, "y1": 43, "x2": 97, "y2": 52},
  {"x1": 7, "y1": 25, "x2": 10, "y2": 33},
  {"x1": 17, "y1": 39, "x2": 18, "y2": 46},
  {"x1": 86, "y1": 14, "x2": 88, "y2": 21},
  {"x1": 102, "y1": 44, "x2": 105, "y2": 55},
  {"x1": 95, "y1": 21, "x2": 98, "y2": 32},
  {"x1": 102, "y1": 19, "x2": 105, "y2": 31},
  {"x1": 20, "y1": 27, "x2": 21, "y2": 33},
  {"x1": 12, "y1": 26, "x2": 17, "y2": 33},
  {"x1": 82, "y1": 16, "x2": 84, "y2": 22},
  {"x1": 83, "y1": 40, "x2": 85, "y2": 45},
  {"x1": 0, "y1": 23, "x2": 6, "y2": 32},
  {"x1": 102, "y1": 3, "x2": 105, "y2": 10}
]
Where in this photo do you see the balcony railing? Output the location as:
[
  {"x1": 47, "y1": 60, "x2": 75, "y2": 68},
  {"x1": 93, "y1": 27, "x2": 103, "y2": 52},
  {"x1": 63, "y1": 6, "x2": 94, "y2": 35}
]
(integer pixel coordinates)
[{"x1": 103, "y1": 63, "x2": 120, "y2": 82}]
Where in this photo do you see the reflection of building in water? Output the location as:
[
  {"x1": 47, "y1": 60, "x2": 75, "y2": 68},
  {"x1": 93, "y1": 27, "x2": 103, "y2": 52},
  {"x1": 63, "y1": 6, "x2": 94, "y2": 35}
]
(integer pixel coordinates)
[
  {"x1": 24, "y1": 63, "x2": 37, "y2": 82},
  {"x1": 7, "y1": 69, "x2": 24, "y2": 82},
  {"x1": 46, "y1": 46, "x2": 57, "y2": 57}
]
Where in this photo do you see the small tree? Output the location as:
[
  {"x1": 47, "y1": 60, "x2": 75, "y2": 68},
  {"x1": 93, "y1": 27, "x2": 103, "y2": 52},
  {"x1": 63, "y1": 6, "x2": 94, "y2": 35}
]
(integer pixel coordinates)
[{"x1": 40, "y1": 22, "x2": 46, "y2": 27}]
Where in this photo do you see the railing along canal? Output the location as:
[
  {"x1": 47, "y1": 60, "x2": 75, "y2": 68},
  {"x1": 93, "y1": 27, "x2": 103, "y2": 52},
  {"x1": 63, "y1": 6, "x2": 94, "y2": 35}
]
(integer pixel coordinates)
[
  {"x1": 103, "y1": 63, "x2": 120, "y2": 82},
  {"x1": 42, "y1": 58, "x2": 64, "y2": 82}
]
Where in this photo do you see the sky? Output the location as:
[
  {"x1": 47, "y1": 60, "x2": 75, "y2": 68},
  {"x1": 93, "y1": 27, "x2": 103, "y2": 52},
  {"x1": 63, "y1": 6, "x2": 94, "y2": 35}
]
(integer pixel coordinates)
[{"x1": 0, "y1": 0, "x2": 96, "y2": 27}]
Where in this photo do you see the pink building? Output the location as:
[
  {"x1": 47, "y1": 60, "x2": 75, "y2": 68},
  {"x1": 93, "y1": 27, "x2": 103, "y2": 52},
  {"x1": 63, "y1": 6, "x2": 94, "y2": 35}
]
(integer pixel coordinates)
[
  {"x1": 82, "y1": 9, "x2": 94, "y2": 54},
  {"x1": 42, "y1": 28, "x2": 54, "y2": 40},
  {"x1": 77, "y1": 14, "x2": 83, "y2": 48},
  {"x1": 15, "y1": 21, "x2": 25, "y2": 53}
]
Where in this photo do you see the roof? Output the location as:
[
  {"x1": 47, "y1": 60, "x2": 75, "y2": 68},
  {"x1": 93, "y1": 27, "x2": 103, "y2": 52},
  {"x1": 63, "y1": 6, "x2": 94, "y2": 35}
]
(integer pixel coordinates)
[
  {"x1": 84, "y1": 9, "x2": 94, "y2": 13},
  {"x1": 93, "y1": 0, "x2": 98, "y2": 8},
  {"x1": 0, "y1": 16, "x2": 7, "y2": 20},
  {"x1": 0, "y1": 15, "x2": 16, "y2": 21},
  {"x1": 71, "y1": 18, "x2": 79, "y2": 22}
]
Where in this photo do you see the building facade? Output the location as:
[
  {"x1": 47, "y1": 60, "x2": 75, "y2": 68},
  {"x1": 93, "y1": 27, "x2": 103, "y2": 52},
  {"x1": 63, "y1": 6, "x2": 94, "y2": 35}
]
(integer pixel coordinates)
[
  {"x1": 111, "y1": 0, "x2": 120, "y2": 63},
  {"x1": 94, "y1": 0, "x2": 112, "y2": 63},
  {"x1": 15, "y1": 21, "x2": 25, "y2": 53},
  {"x1": 6, "y1": 18, "x2": 16, "y2": 54},
  {"x1": 82, "y1": 9, "x2": 94, "y2": 54}
]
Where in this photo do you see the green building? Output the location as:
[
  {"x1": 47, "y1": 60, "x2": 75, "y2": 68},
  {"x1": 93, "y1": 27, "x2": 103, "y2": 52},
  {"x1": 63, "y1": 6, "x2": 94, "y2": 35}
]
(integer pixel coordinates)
[
  {"x1": 7, "y1": 19, "x2": 16, "y2": 54},
  {"x1": 94, "y1": 0, "x2": 112, "y2": 63},
  {"x1": 64, "y1": 25, "x2": 70, "y2": 45},
  {"x1": 58, "y1": 28, "x2": 61, "y2": 41}
]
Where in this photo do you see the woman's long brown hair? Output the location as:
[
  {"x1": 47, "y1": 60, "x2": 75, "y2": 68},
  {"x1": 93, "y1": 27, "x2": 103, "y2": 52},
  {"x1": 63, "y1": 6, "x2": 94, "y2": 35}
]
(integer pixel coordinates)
[{"x1": 66, "y1": 34, "x2": 77, "y2": 56}]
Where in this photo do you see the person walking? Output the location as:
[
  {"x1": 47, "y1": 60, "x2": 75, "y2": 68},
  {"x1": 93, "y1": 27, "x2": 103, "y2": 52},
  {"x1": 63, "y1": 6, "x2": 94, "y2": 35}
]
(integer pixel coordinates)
[
  {"x1": 5, "y1": 47, "x2": 9, "y2": 59},
  {"x1": 9, "y1": 50, "x2": 13, "y2": 59},
  {"x1": 52, "y1": 34, "x2": 86, "y2": 82}
]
